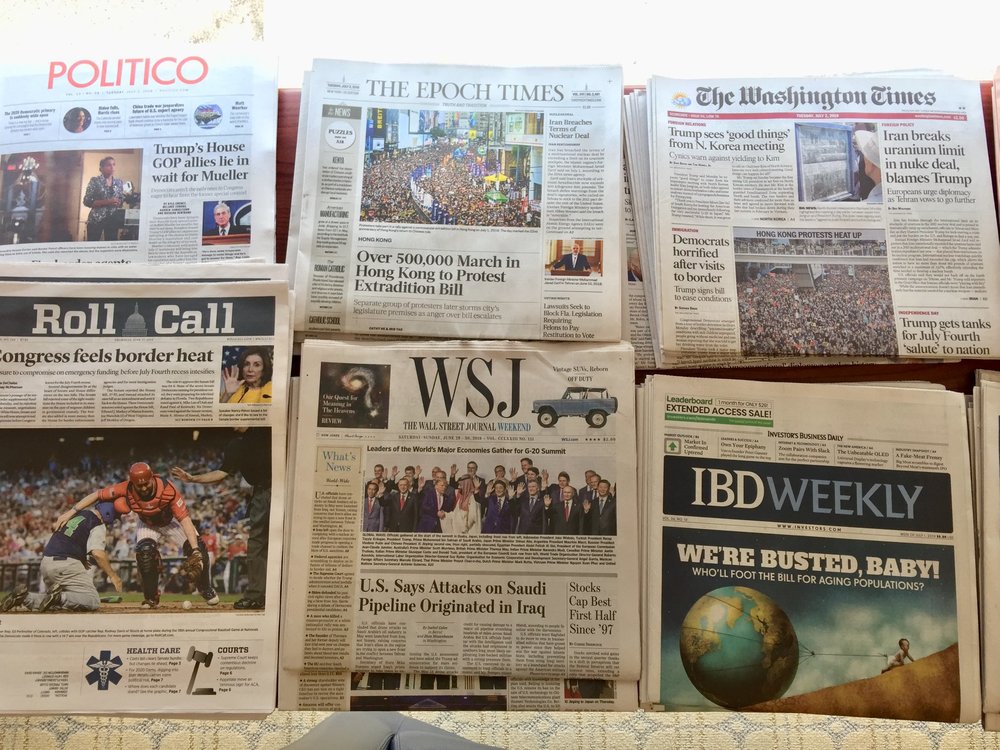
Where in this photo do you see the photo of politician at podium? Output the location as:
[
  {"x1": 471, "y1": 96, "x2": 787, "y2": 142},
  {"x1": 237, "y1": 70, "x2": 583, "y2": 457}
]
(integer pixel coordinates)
[
  {"x1": 545, "y1": 239, "x2": 602, "y2": 278},
  {"x1": 202, "y1": 199, "x2": 251, "y2": 245}
]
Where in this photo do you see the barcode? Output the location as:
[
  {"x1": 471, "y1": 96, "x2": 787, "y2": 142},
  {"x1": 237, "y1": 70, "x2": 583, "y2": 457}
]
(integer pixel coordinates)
[
  {"x1": 319, "y1": 209, "x2": 349, "y2": 218},
  {"x1": 309, "y1": 315, "x2": 341, "y2": 325},
  {"x1": 313, "y1": 264, "x2": 345, "y2": 273},
  {"x1": 331, "y1": 156, "x2": 345, "y2": 163}
]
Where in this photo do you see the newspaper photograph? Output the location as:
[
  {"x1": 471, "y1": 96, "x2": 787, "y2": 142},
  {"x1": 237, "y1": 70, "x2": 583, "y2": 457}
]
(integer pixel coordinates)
[
  {"x1": 647, "y1": 75, "x2": 1000, "y2": 363},
  {"x1": 0, "y1": 278, "x2": 289, "y2": 714},
  {"x1": 641, "y1": 376, "x2": 979, "y2": 722},
  {"x1": 292, "y1": 60, "x2": 623, "y2": 342},
  {"x1": 0, "y1": 47, "x2": 276, "y2": 263},
  {"x1": 281, "y1": 339, "x2": 639, "y2": 682},
  {"x1": 279, "y1": 669, "x2": 637, "y2": 712}
]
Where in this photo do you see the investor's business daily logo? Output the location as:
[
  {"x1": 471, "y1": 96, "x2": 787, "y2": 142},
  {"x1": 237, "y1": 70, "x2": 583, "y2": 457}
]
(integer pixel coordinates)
[{"x1": 86, "y1": 650, "x2": 123, "y2": 691}]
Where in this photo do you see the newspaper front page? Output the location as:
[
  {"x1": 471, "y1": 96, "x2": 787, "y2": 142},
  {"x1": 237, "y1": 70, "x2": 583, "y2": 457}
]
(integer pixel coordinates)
[
  {"x1": 282, "y1": 339, "x2": 639, "y2": 683},
  {"x1": 648, "y1": 75, "x2": 1000, "y2": 363},
  {"x1": 0, "y1": 47, "x2": 276, "y2": 263},
  {"x1": 292, "y1": 60, "x2": 623, "y2": 341},
  {"x1": 0, "y1": 277, "x2": 289, "y2": 714},
  {"x1": 641, "y1": 376, "x2": 979, "y2": 722}
]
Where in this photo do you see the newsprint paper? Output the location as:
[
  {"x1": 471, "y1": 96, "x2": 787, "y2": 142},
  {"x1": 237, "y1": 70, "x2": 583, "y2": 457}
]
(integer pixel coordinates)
[
  {"x1": 648, "y1": 75, "x2": 1000, "y2": 363},
  {"x1": 281, "y1": 339, "x2": 640, "y2": 689},
  {"x1": 0, "y1": 47, "x2": 276, "y2": 263},
  {"x1": 640, "y1": 376, "x2": 979, "y2": 722},
  {"x1": 0, "y1": 277, "x2": 289, "y2": 715},
  {"x1": 292, "y1": 60, "x2": 623, "y2": 342},
  {"x1": 976, "y1": 373, "x2": 1000, "y2": 729}
]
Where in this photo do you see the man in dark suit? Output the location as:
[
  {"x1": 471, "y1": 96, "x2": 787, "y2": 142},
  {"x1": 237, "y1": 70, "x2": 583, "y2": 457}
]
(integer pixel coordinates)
[
  {"x1": 583, "y1": 479, "x2": 616, "y2": 536},
  {"x1": 514, "y1": 478, "x2": 547, "y2": 534},
  {"x1": 417, "y1": 477, "x2": 455, "y2": 533},
  {"x1": 383, "y1": 476, "x2": 419, "y2": 532},
  {"x1": 209, "y1": 201, "x2": 249, "y2": 236},
  {"x1": 547, "y1": 485, "x2": 584, "y2": 535},
  {"x1": 478, "y1": 479, "x2": 514, "y2": 534},
  {"x1": 361, "y1": 480, "x2": 383, "y2": 532},
  {"x1": 552, "y1": 240, "x2": 591, "y2": 271},
  {"x1": 579, "y1": 472, "x2": 601, "y2": 504}
]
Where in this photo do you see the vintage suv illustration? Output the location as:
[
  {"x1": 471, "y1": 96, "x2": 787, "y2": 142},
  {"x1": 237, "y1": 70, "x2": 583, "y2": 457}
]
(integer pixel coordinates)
[{"x1": 532, "y1": 387, "x2": 619, "y2": 428}]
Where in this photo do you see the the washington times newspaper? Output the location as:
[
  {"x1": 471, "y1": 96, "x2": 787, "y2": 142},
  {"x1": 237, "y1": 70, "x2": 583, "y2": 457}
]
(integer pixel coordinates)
[
  {"x1": 0, "y1": 277, "x2": 289, "y2": 714},
  {"x1": 292, "y1": 60, "x2": 623, "y2": 341},
  {"x1": 0, "y1": 47, "x2": 276, "y2": 263},
  {"x1": 647, "y1": 75, "x2": 1000, "y2": 364},
  {"x1": 282, "y1": 339, "x2": 639, "y2": 683},
  {"x1": 641, "y1": 376, "x2": 979, "y2": 722}
]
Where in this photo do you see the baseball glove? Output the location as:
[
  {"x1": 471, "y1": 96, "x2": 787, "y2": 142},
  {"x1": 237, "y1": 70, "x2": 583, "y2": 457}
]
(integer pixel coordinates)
[{"x1": 179, "y1": 548, "x2": 204, "y2": 582}]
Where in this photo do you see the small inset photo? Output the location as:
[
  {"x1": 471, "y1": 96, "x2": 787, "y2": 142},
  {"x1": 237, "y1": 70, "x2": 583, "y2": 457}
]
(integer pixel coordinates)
[
  {"x1": 318, "y1": 362, "x2": 391, "y2": 429},
  {"x1": 219, "y1": 345, "x2": 273, "y2": 404},
  {"x1": 63, "y1": 107, "x2": 92, "y2": 134},
  {"x1": 202, "y1": 199, "x2": 251, "y2": 244},
  {"x1": 545, "y1": 239, "x2": 602, "y2": 277}
]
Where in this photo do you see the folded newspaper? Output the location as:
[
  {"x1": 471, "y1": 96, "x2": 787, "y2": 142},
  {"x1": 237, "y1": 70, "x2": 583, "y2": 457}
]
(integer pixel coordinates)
[
  {"x1": 976, "y1": 371, "x2": 1000, "y2": 729},
  {"x1": 640, "y1": 375, "x2": 980, "y2": 722},
  {"x1": 0, "y1": 47, "x2": 276, "y2": 262},
  {"x1": 645, "y1": 75, "x2": 1000, "y2": 364},
  {"x1": 0, "y1": 275, "x2": 289, "y2": 714},
  {"x1": 281, "y1": 339, "x2": 639, "y2": 683},
  {"x1": 291, "y1": 60, "x2": 623, "y2": 342}
]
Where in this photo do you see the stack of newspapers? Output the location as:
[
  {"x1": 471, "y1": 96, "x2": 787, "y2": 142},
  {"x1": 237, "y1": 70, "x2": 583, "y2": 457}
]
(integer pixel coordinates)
[
  {"x1": 0, "y1": 48, "x2": 292, "y2": 716},
  {"x1": 0, "y1": 49, "x2": 997, "y2": 727}
]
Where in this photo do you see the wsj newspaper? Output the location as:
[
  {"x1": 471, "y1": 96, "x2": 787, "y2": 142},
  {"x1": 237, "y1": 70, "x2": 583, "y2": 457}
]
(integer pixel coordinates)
[
  {"x1": 0, "y1": 48, "x2": 276, "y2": 263},
  {"x1": 282, "y1": 339, "x2": 639, "y2": 683},
  {"x1": 648, "y1": 75, "x2": 1000, "y2": 363},
  {"x1": 641, "y1": 375, "x2": 979, "y2": 722},
  {"x1": 292, "y1": 60, "x2": 623, "y2": 341},
  {"x1": 0, "y1": 277, "x2": 289, "y2": 714}
]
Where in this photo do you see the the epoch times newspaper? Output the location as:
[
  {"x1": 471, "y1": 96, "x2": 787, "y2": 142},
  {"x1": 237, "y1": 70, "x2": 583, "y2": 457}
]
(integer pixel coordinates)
[
  {"x1": 282, "y1": 339, "x2": 639, "y2": 683},
  {"x1": 0, "y1": 48, "x2": 276, "y2": 263},
  {"x1": 0, "y1": 278, "x2": 289, "y2": 714},
  {"x1": 640, "y1": 376, "x2": 979, "y2": 722},
  {"x1": 648, "y1": 75, "x2": 1000, "y2": 363},
  {"x1": 292, "y1": 60, "x2": 623, "y2": 341}
]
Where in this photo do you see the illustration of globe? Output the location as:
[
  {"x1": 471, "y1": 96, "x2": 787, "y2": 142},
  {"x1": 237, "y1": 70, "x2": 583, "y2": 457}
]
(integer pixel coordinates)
[{"x1": 679, "y1": 585, "x2": 799, "y2": 709}]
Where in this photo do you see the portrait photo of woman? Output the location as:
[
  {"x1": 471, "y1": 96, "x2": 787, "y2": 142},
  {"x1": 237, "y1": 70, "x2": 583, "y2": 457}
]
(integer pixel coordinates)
[{"x1": 219, "y1": 346, "x2": 274, "y2": 404}]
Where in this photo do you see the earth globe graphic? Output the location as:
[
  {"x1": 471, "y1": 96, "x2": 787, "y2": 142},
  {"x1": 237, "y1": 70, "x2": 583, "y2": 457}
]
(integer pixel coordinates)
[{"x1": 679, "y1": 585, "x2": 799, "y2": 709}]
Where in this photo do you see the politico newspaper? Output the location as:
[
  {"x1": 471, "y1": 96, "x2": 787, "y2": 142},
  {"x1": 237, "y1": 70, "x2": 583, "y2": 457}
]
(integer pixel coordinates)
[
  {"x1": 291, "y1": 60, "x2": 623, "y2": 342},
  {"x1": 0, "y1": 278, "x2": 289, "y2": 714},
  {"x1": 647, "y1": 75, "x2": 1000, "y2": 363},
  {"x1": 0, "y1": 48, "x2": 276, "y2": 263},
  {"x1": 281, "y1": 339, "x2": 639, "y2": 683},
  {"x1": 640, "y1": 376, "x2": 980, "y2": 722}
]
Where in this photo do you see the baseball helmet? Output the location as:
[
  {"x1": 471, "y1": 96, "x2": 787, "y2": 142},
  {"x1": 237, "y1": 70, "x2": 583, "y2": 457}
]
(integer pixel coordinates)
[
  {"x1": 129, "y1": 462, "x2": 153, "y2": 484},
  {"x1": 96, "y1": 500, "x2": 118, "y2": 526}
]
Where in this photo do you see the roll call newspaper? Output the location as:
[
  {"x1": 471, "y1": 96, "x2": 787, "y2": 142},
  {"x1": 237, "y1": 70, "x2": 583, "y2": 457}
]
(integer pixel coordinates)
[
  {"x1": 281, "y1": 339, "x2": 639, "y2": 681},
  {"x1": 0, "y1": 47, "x2": 276, "y2": 263},
  {"x1": 647, "y1": 75, "x2": 1000, "y2": 362},
  {"x1": 292, "y1": 60, "x2": 623, "y2": 342},
  {"x1": 0, "y1": 278, "x2": 289, "y2": 714},
  {"x1": 641, "y1": 376, "x2": 979, "y2": 722}
]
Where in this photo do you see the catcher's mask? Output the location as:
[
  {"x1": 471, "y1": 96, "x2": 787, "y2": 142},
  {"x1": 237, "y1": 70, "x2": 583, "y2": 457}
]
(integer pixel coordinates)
[{"x1": 129, "y1": 462, "x2": 156, "y2": 500}]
